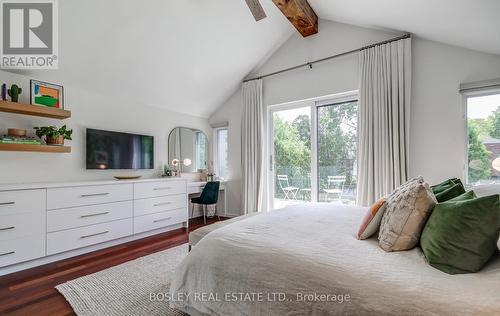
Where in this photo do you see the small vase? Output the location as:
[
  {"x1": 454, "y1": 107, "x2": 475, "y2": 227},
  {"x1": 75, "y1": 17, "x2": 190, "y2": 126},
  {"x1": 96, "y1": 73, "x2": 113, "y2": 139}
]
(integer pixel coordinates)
[{"x1": 46, "y1": 136, "x2": 64, "y2": 146}]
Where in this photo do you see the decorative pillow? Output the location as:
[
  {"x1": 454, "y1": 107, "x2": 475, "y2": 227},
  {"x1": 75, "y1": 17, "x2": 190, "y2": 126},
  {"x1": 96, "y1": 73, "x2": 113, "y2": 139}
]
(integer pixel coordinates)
[
  {"x1": 473, "y1": 183, "x2": 500, "y2": 197},
  {"x1": 448, "y1": 190, "x2": 476, "y2": 202},
  {"x1": 420, "y1": 194, "x2": 500, "y2": 274},
  {"x1": 434, "y1": 183, "x2": 466, "y2": 203},
  {"x1": 431, "y1": 178, "x2": 462, "y2": 194},
  {"x1": 357, "y1": 198, "x2": 387, "y2": 240},
  {"x1": 378, "y1": 176, "x2": 437, "y2": 252}
]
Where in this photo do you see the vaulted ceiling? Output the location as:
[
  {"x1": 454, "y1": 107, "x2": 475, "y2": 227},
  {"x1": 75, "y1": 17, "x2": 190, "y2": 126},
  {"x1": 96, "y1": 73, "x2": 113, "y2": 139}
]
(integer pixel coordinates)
[
  {"x1": 7, "y1": 0, "x2": 500, "y2": 118},
  {"x1": 13, "y1": 0, "x2": 293, "y2": 118},
  {"x1": 308, "y1": 0, "x2": 500, "y2": 56}
]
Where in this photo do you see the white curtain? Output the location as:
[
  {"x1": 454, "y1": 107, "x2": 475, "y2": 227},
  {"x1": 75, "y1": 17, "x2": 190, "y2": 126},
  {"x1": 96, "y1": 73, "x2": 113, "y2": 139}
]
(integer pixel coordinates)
[
  {"x1": 357, "y1": 38, "x2": 412, "y2": 206},
  {"x1": 241, "y1": 79, "x2": 264, "y2": 213}
]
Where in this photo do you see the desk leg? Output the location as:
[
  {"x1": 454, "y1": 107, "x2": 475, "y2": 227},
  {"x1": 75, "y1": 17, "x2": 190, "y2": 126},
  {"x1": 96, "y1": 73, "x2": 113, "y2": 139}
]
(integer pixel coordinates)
[{"x1": 224, "y1": 189, "x2": 227, "y2": 217}]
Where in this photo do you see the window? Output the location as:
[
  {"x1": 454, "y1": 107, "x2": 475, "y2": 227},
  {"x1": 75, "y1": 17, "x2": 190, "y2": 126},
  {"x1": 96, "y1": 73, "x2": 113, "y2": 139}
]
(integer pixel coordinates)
[
  {"x1": 195, "y1": 131, "x2": 207, "y2": 171},
  {"x1": 269, "y1": 92, "x2": 358, "y2": 209},
  {"x1": 214, "y1": 127, "x2": 228, "y2": 180},
  {"x1": 466, "y1": 92, "x2": 500, "y2": 184}
]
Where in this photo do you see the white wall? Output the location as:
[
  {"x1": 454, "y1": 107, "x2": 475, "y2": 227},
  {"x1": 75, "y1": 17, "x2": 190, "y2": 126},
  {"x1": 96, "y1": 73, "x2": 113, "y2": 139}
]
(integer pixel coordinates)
[
  {"x1": 0, "y1": 70, "x2": 211, "y2": 183},
  {"x1": 210, "y1": 19, "x2": 500, "y2": 214},
  {"x1": 411, "y1": 39, "x2": 500, "y2": 181},
  {"x1": 254, "y1": 21, "x2": 398, "y2": 107},
  {"x1": 209, "y1": 91, "x2": 243, "y2": 216}
]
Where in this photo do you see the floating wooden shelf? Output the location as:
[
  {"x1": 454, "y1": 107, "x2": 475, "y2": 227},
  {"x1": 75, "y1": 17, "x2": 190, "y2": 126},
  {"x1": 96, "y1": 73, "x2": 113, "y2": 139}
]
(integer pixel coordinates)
[
  {"x1": 0, "y1": 143, "x2": 71, "y2": 153},
  {"x1": 0, "y1": 100, "x2": 71, "y2": 119}
]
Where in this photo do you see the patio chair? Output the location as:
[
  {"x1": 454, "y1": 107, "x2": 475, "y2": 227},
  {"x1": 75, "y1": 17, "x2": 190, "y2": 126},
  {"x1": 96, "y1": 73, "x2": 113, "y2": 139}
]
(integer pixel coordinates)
[
  {"x1": 324, "y1": 175, "x2": 346, "y2": 202},
  {"x1": 300, "y1": 172, "x2": 312, "y2": 201},
  {"x1": 277, "y1": 175, "x2": 299, "y2": 200}
]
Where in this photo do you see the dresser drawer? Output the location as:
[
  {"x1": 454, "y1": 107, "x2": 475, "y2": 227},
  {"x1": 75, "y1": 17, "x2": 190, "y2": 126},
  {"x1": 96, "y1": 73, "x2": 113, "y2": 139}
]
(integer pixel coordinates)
[
  {"x1": 0, "y1": 212, "x2": 45, "y2": 241},
  {"x1": 0, "y1": 235, "x2": 45, "y2": 267},
  {"x1": 47, "y1": 201, "x2": 133, "y2": 233},
  {"x1": 47, "y1": 184, "x2": 133, "y2": 210},
  {"x1": 134, "y1": 181, "x2": 186, "y2": 199},
  {"x1": 134, "y1": 194, "x2": 186, "y2": 217},
  {"x1": 47, "y1": 218, "x2": 133, "y2": 255},
  {"x1": 0, "y1": 190, "x2": 45, "y2": 216},
  {"x1": 134, "y1": 208, "x2": 187, "y2": 234}
]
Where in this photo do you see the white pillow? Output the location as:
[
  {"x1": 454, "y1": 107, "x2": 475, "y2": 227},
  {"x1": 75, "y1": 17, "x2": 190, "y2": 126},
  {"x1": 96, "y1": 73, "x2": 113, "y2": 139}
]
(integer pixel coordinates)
[{"x1": 472, "y1": 184, "x2": 500, "y2": 197}]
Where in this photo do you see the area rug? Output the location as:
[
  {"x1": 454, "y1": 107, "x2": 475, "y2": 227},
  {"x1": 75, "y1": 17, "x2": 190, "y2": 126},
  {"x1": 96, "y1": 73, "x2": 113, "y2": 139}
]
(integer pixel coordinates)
[{"x1": 56, "y1": 244, "x2": 189, "y2": 316}]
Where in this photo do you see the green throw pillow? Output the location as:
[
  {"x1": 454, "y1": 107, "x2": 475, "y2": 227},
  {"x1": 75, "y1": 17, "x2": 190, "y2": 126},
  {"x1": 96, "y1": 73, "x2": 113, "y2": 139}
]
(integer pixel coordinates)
[
  {"x1": 431, "y1": 178, "x2": 462, "y2": 194},
  {"x1": 448, "y1": 190, "x2": 476, "y2": 202},
  {"x1": 420, "y1": 194, "x2": 500, "y2": 274},
  {"x1": 434, "y1": 183, "x2": 466, "y2": 202}
]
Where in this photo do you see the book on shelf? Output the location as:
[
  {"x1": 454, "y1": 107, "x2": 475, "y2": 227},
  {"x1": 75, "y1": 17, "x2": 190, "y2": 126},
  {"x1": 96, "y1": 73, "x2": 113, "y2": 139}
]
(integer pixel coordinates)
[{"x1": 0, "y1": 135, "x2": 41, "y2": 145}]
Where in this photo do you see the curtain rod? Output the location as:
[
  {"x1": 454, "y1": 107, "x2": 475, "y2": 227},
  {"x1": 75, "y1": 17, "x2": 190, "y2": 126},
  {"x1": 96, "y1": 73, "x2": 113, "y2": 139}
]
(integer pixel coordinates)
[{"x1": 243, "y1": 33, "x2": 411, "y2": 83}]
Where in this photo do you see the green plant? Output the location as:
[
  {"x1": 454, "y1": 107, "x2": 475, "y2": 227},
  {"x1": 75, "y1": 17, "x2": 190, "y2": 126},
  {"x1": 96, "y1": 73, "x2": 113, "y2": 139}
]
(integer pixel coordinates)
[
  {"x1": 467, "y1": 122, "x2": 491, "y2": 182},
  {"x1": 34, "y1": 125, "x2": 73, "y2": 140},
  {"x1": 7, "y1": 84, "x2": 22, "y2": 102}
]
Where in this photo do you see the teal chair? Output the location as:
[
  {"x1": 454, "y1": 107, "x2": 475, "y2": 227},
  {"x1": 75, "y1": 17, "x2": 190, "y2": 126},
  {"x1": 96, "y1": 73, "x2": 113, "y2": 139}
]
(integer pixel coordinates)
[{"x1": 191, "y1": 181, "x2": 220, "y2": 224}]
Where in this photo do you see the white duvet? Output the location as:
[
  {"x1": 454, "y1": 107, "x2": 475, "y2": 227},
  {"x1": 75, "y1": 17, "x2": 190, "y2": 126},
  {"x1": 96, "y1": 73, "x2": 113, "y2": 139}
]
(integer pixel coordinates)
[{"x1": 170, "y1": 203, "x2": 500, "y2": 316}]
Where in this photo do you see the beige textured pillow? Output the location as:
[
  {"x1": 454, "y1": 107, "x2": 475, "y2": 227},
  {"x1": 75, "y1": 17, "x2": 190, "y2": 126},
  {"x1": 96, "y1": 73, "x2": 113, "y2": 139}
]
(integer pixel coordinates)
[{"x1": 378, "y1": 176, "x2": 437, "y2": 252}]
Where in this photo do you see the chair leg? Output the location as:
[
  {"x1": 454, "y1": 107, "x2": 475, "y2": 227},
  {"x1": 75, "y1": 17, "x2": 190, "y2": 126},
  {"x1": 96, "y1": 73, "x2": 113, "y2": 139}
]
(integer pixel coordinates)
[
  {"x1": 191, "y1": 203, "x2": 195, "y2": 219},
  {"x1": 284, "y1": 190, "x2": 289, "y2": 200},
  {"x1": 203, "y1": 205, "x2": 206, "y2": 224}
]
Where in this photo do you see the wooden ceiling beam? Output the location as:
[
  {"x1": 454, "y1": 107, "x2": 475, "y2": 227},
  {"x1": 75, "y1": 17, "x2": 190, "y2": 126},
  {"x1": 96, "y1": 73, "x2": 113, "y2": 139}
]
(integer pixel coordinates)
[{"x1": 272, "y1": 0, "x2": 318, "y2": 37}]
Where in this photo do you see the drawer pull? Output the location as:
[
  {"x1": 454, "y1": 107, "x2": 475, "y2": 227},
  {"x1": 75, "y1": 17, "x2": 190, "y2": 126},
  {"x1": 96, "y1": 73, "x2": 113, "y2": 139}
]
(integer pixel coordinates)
[
  {"x1": 81, "y1": 193, "x2": 110, "y2": 198},
  {"x1": 154, "y1": 202, "x2": 171, "y2": 207},
  {"x1": 0, "y1": 202, "x2": 15, "y2": 206},
  {"x1": 154, "y1": 187, "x2": 172, "y2": 191},
  {"x1": 0, "y1": 251, "x2": 15, "y2": 257},
  {"x1": 80, "y1": 231, "x2": 109, "y2": 239},
  {"x1": 80, "y1": 211, "x2": 110, "y2": 218},
  {"x1": 0, "y1": 226, "x2": 15, "y2": 231},
  {"x1": 153, "y1": 217, "x2": 172, "y2": 223}
]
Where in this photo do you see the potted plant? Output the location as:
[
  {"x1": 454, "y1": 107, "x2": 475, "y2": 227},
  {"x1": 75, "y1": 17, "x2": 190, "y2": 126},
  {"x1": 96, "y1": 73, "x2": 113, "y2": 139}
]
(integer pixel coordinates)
[{"x1": 34, "y1": 125, "x2": 73, "y2": 146}]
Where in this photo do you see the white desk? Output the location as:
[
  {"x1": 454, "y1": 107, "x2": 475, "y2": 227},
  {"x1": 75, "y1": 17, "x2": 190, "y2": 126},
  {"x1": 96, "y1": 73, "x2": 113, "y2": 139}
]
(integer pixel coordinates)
[{"x1": 188, "y1": 181, "x2": 227, "y2": 217}]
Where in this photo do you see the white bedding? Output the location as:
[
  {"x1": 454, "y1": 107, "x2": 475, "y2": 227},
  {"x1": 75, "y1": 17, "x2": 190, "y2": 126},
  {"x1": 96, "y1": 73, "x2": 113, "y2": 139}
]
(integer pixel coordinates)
[{"x1": 170, "y1": 203, "x2": 500, "y2": 316}]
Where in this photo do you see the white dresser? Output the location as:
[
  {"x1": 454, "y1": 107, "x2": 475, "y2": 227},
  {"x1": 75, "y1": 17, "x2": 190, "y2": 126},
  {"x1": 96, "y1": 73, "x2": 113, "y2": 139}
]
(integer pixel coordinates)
[{"x1": 0, "y1": 178, "x2": 187, "y2": 275}]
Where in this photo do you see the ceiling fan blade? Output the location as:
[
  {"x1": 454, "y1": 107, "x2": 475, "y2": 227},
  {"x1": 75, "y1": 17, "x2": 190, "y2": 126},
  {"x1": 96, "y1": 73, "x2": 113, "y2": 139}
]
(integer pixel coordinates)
[{"x1": 245, "y1": 0, "x2": 267, "y2": 21}]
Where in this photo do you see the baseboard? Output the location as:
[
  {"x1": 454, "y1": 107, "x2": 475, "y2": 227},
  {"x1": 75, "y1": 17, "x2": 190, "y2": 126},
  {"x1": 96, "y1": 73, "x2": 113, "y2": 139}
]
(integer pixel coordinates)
[{"x1": 224, "y1": 212, "x2": 242, "y2": 218}]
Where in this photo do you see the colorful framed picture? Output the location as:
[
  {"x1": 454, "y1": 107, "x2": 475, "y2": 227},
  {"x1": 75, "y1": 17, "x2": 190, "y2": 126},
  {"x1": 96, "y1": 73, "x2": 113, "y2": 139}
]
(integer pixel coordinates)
[{"x1": 30, "y1": 80, "x2": 64, "y2": 109}]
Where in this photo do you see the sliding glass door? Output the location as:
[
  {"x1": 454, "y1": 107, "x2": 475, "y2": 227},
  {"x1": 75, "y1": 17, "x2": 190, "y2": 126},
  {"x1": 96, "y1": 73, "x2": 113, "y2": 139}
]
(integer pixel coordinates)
[
  {"x1": 317, "y1": 101, "x2": 358, "y2": 205},
  {"x1": 269, "y1": 93, "x2": 358, "y2": 209},
  {"x1": 271, "y1": 106, "x2": 312, "y2": 209}
]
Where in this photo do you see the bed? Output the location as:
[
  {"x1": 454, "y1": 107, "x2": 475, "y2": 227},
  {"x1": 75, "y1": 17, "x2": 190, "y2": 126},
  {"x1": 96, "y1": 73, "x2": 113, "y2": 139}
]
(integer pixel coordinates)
[{"x1": 170, "y1": 203, "x2": 500, "y2": 316}]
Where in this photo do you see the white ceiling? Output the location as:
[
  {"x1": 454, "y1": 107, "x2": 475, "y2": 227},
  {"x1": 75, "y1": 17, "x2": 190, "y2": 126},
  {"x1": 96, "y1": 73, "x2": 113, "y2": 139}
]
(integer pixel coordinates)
[
  {"x1": 309, "y1": 0, "x2": 500, "y2": 56},
  {"x1": 9, "y1": 0, "x2": 500, "y2": 118},
  {"x1": 15, "y1": 0, "x2": 293, "y2": 118}
]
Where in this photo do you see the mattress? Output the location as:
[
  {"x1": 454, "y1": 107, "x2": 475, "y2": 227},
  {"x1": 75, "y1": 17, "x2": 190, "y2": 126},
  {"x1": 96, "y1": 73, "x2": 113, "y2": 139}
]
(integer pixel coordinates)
[
  {"x1": 189, "y1": 213, "x2": 258, "y2": 247},
  {"x1": 170, "y1": 203, "x2": 500, "y2": 315}
]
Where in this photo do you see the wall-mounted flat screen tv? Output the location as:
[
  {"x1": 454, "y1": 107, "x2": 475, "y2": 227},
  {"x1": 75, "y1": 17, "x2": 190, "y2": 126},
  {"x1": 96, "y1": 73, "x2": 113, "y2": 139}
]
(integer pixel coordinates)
[{"x1": 86, "y1": 128, "x2": 154, "y2": 170}]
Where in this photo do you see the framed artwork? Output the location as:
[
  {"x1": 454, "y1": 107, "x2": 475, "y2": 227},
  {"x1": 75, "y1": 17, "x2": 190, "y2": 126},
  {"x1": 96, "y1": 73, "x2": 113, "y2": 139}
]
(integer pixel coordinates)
[{"x1": 30, "y1": 80, "x2": 64, "y2": 109}]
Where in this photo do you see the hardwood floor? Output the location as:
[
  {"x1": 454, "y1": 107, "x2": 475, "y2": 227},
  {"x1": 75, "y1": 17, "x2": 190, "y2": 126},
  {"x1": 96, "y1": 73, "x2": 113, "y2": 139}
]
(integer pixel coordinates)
[{"x1": 0, "y1": 217, "x2": 227, "y2": 316}]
